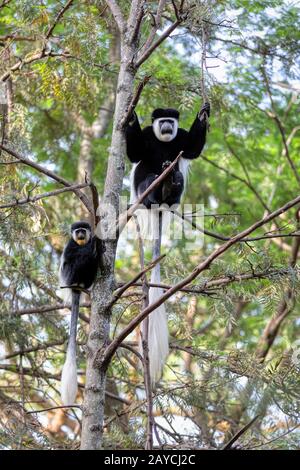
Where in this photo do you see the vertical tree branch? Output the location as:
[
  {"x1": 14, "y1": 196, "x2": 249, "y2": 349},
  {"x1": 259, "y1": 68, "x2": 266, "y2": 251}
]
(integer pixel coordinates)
[{"x1": 80, "y1": 1, "x2": 147, "y2": 450}]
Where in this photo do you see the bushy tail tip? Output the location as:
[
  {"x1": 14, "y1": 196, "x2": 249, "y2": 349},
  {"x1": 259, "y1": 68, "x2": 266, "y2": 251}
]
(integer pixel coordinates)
[
  {"x1": 61, "y1": 347, "x2": 78, "y2": 405},
  {"x1": 147, "y1": 287, "x2": 169, "y2": 385}
]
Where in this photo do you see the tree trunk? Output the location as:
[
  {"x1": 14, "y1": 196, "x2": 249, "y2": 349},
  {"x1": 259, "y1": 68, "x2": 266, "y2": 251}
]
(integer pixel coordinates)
[{"x1": 80, "y1": 34, "x2": 137, "y2": 449}]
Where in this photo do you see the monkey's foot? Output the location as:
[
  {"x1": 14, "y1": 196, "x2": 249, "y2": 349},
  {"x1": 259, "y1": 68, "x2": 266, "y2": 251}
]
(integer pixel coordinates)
[
  {"x1": 162, "y1": 170, "x2": 184, "y2": 203},
  {"x1": 162, "y1": 160, "x2": 172, "y2": 171},
  {"x1": 162, "y1": 180, "x2": 181, "y2": 201}
]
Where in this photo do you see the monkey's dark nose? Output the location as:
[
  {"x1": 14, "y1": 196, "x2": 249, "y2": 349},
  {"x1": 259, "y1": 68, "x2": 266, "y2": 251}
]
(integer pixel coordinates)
[
  {"x1": 76, "y1": 230, "x2": 86, "y2": 240},
  {"x1": 160, "y1": 122, "x2": 173, "y2": 134}
]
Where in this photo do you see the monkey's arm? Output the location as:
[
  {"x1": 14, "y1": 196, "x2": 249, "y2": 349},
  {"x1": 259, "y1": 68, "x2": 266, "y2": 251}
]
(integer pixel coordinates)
[
  {"x1": 182, "y1": 102, "x2": 210, "y2": 159},
  {"x1": 125, "y1": 111, "x2": 146, "y2": 163}
]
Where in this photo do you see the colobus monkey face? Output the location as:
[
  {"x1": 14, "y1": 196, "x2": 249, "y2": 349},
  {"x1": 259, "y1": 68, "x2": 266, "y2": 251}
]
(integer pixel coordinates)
[
  {"x1": 153, "y1": 117, "x2": 178, "y2": 142},
  {"x1": 71, "y1": 221, "x2": 91, "y2": 246}
]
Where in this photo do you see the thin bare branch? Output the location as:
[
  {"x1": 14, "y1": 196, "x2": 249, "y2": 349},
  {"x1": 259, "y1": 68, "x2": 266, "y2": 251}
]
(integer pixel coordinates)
[
  {"x1": 0, "y1": 144, "x2": 93, "y2": 214},
  {"x1": 0, "y1": 182, "x2": 90, "y2": 210},
  {"x1": 45, "y1": 0, "x2": 74, "y2": 41},
  {"x1": 136, "y1": 18, "x2": 181, "y2": 68},
  {"x1": 222, "y1": 415, "x2": 260, "y2": 449},
  {"x1": 262, "y1": 67, "x2": 300, "y2": 187},
  {"x1": 101, "y1": 192, "x2": 300, "y2": 367},
  {"x1": 10, "y1": 302, "x2": 90, "y2": 316},
  {"x1": 140, "y1": 0, "x2": 167, "y2": 54},
  {"x1": 109, "y1": 255, "x2": 165, "y2": 308},
  {"x1": 120, "y1": 75, "x2": 151, "y2": 128}
]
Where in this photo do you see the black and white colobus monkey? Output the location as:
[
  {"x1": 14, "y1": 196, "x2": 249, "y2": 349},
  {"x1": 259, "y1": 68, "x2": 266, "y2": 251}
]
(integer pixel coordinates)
[
  {"x1": 125, "y1": 103, "x2": 210, "y2": 384},
  {"x1": 59, "y1": 221, "x2": 98, "y2": 405}
]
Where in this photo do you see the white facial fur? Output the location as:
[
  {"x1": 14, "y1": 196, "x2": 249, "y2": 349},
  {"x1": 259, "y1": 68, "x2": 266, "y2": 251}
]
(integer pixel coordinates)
[
  {"x1": 72, "y1": 228, "x2": 91, "y2": 245},
  {"x1": 152, "y1": 117, "x2": 178, "y2": 142}
]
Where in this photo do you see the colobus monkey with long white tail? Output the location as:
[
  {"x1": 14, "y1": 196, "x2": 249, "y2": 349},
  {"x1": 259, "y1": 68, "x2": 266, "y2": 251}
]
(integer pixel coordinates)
[
  {"x1": 125, "y1": 103, "x2": 210, "y2": 384},
  {"x1": 59, "y1": 221, "x2": 98, "y2": 405}
]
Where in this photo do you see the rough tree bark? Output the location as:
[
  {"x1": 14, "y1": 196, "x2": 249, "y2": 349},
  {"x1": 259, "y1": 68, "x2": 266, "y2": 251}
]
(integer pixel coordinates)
[{"x1": 80, "y1": 1, "x2": 144, "y2": 450}]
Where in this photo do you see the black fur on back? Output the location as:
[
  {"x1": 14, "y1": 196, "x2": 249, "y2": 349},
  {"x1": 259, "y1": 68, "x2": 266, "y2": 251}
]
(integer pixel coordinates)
[{"x1": 61, "y1": 237, "x2": 98, "y2": 289}]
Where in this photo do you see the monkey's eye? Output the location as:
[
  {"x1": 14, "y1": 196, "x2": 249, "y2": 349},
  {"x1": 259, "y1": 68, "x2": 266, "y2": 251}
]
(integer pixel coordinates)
[{"x1": 76, "y1": 230, "x2": 86, "y2": 240}]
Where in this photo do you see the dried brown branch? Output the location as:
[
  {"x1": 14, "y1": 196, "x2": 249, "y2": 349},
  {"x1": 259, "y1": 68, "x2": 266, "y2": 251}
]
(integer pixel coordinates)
[
  {"x1": 1, "y1": 50, "x2": 60, "y2": 82},
  {"x1": 10, "y1": 302, "x2": 90, "y2": 316},
  {"x1": 173, "y1": 207, "x2": 300, "y2": 243},
  {"x1": 27, "y1": 404, "x2": 81, "y2": 414},
  {"x1": 0, "y1": 339, "x2": 66, "y2": 360},
  {"x1": 121, "y1": 266, "x2": 290, "y2": 295}
]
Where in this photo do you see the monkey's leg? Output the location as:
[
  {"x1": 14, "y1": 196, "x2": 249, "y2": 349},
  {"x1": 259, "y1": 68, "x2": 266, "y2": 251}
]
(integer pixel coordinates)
[
  {"x1": 163, "y1": 170, "x2": 184, "y2": 205},
  {"x1": 161, "y1": 160, "x2": 177, "y2": 202},
  {"x1": 137, "y1": 174, "x2": 162, "y2": 208}
]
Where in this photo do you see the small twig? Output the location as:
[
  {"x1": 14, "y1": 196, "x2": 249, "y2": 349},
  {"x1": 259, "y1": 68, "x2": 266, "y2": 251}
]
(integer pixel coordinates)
[
  {"x1": 140, "y1": 0, "x2": 167, "y2": 54},
  {"x1": 0, "y1": 144, "x2": 93, "y2": 214},
  {"x1": 136, "y1": 18, "x2": 183, "y2": 68},
  {"x1": 11, "y1": 302, "x2": 91, "y2": 316},
  {"x1": 222, "y1": 415, "x2": 260, "y2": 449},
  {"x1": 45, "y1": 0, "x2": 74, "y2": 40},
  {"x1": 108, "y1": 254, "x2": 165, "y2": 308},
  {"x1": 262, "y1": 66, "x2": 300, "y2": 188},
  {"x1": 60, "y1": 285, "x2": 91, "y2": 296},
  {"x1": 0, "y1": 160, "x2": 22, "y2": 164},
  {"x1": 90, "y1": 182, "x2": 100, "y2": 227},
  {"x1": 27, "y1": 404, "x2": 81, "y2": 414},
  {"x1": 0, "y1": 182, "x2": 90, "y2": 209},
  {"x1": 120, "y1": 75, "x2": 151, "y2": 128}
]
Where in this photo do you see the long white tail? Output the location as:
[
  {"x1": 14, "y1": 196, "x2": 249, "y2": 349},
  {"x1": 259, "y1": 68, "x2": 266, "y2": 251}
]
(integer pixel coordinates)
[
  {"x1": 61, "y1": 339, "x2": 78, "y2": 405},
  {"x1": 143, "y1": 211, "x2": 169, "y2": 385},
  {"x1": 61, "y1": 290, "x2": 80, "y2": 405},
  {"x1": 135, "y1": 157, "x2": 191, "y2": 384}
]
